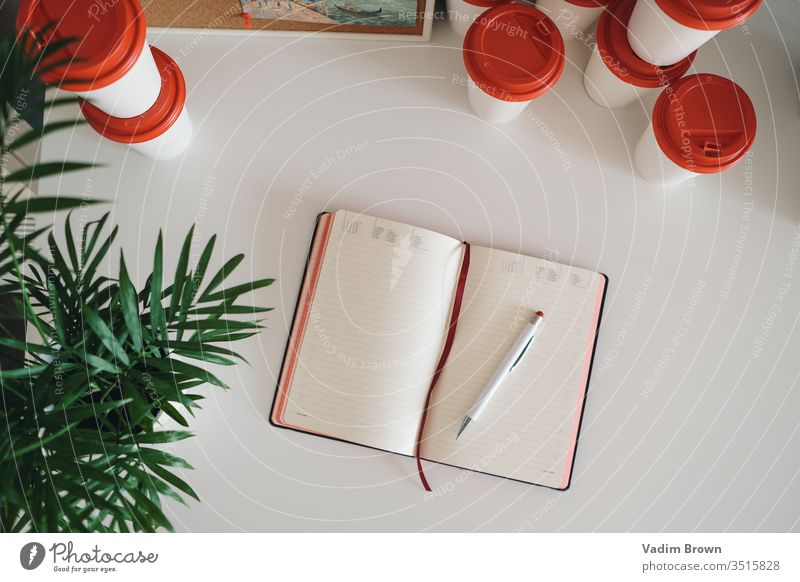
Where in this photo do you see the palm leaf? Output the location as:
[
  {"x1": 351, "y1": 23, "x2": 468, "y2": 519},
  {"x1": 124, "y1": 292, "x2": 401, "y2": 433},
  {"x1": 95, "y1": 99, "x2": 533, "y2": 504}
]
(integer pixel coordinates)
[
  {"x1": 118, "y1": 253, "x2": 143, "y2": 352},
  {"x1": 149, "y1": 232, "x2": 165, "y2": 340},
  {"x1": 4, "y1": 162, "x2": 94, "y2": 183}
]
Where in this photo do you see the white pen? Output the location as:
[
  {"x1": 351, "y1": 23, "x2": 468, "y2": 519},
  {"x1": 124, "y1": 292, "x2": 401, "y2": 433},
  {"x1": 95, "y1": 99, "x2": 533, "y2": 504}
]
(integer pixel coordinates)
[{"x1": 457, "y1": 310, "x2": 545, "y2": 439}]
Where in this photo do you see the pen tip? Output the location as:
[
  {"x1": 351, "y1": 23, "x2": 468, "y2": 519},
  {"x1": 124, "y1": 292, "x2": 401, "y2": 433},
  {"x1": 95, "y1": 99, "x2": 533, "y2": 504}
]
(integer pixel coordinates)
[
  {"x1": 536, "y1": 310, "x2": 544, "y2": 317},
  {"x1": 456, "y1": 416, "x2": 472, "y2": 440}
]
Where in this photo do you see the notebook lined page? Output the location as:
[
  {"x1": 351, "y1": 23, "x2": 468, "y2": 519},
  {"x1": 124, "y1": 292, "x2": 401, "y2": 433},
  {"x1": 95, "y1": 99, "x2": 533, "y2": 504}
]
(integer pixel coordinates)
[
  {"x1": 422, "y1": 246, "x2": 605, "y2": 488},
  {"x1": 279, "y1": 210, "x2": 464, "y2": 456}
]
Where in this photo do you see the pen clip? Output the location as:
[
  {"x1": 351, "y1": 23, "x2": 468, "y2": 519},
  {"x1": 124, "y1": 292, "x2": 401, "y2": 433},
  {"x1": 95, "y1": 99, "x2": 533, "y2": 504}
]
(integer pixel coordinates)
[{"x1": 509, "y1": 337, "x2": 534, "y2": 372}]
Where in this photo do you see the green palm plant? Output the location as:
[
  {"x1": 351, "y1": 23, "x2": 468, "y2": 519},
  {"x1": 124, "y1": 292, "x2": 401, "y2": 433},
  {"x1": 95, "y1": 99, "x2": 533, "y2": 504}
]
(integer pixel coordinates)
[{"x1": 0, "y1": 31, "x2": 272, "y2": 531}]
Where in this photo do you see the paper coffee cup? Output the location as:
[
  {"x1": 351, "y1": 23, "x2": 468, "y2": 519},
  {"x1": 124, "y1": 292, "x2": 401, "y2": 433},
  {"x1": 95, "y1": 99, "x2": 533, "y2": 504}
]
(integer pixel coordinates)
[
  {"x1": 447, "y1": 0, "x2": 509, "y2": 37},
  {"x1": 634, "y1": 74, "x2": 756, "y2": 185},
  {"x1": 81, "y1": 47, "x2": 193, "y2": 161},
  {"x1": 463, "y1": 4, "x2": 565, "y2": 123},
  {"x1": 627, "y1": 0, "x2": 763, "y2": 66},
  {"x1": 536, "y1": 0, "x2": 612, "y2": 40},
  {"x1": 584, "y1": 0, "x2": 696, "y2": 109},
  {"x1": 76, "y1": 44, "x2": 162, "y2": 119},
  {"x1": 467, "y1": 80, "x2": 530, "y2": 123},
  {"x1": 17, "y1": 0, "x2": 162, "y2": 118}
]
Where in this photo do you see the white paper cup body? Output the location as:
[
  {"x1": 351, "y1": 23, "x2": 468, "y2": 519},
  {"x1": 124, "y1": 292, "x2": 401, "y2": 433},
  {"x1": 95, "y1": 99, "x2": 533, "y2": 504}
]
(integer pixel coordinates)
[
  {"x1": 583, "y1": 45, "x2": 653, "y2": 108},
  {"x1": 131, "y1": 107, "x2": 192, "y2": 160},
  {"x1": 447, "y1": 0, "x2": 491, "y2": 37},
  {"x1": 467, "y1": 79, "x2": 530, "y2": 123},
  {"x1": 76, "y1": 43, "x2": 162, "y2": 118},
  {"x1": 627, "y1": 0, "x2": 717, "y2": 65},
  {"x1": 634, "y1": 122, "x2": 696, "y2": 185},
  {"x1": 537, "y1": 0, "x2": 602, "y2": 38}
]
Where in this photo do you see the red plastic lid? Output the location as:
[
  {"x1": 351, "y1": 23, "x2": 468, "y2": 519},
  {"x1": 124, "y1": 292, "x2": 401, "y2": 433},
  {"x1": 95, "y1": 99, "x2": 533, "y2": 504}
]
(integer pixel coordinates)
[
  {"x1": 463, "y1": 5, "x2": 565, "y2": 103},
  {"x1": 654, "y1": 0, "x2": 762, "y2": 31},
  {"x1": 16, "y1": 0, "x2": 146, "y2": 92},
  {"x1": 463, "y1": 0, "x2": 509, "y2": 8},
  {"x1": 81, "y1": 47, "x2": 186, "y2": 144},
  {"x1": 597, "y1": 0, "x2": 696, "y2": 88},
  {"x1": 652, "y1": 74, "x2": 756, "y2": 173},
  {"x1": 561, "y1": 0, "x2": 615, "y2": 7}
]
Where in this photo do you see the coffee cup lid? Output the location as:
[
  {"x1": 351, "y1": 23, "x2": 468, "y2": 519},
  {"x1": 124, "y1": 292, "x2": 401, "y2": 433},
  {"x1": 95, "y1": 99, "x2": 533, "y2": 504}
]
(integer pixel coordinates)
[
  {"x1": 653, "y1": 0, "x2": 762, "y2": 31},
  {"x1": 560, "y1": 0, "x2": 615, "y2": 6},
  {"x1": 652, "y1": 74, "x2": 756, "y2": 173},
  {"x1": 16, "y1": 0, "x2": 147, "y2": 92},
  {"x1": 462, "y1": 0, "x2": 510, "y2": 7},
  {"x1": 81, "y1": 47, "x2": 186, "y2": 144},
  {"x1": 463, "y1": 4, "x2": 565, "y2": 102},
  {"x1": 597, "y1": 0, "x2": 696, "y2": 88}
]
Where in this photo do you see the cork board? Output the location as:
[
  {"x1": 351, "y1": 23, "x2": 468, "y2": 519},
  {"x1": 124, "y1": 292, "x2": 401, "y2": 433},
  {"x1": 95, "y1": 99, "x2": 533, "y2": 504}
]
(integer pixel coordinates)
[{"x1": 142, "y1": 0, "x2": 432, "y2": 40}]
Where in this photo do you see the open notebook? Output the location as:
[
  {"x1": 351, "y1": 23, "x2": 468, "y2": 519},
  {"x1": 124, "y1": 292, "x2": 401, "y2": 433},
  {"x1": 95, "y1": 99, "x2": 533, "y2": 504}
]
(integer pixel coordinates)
[{"x1": 271, "y1": 210, "x2": 607, "y2": 489}]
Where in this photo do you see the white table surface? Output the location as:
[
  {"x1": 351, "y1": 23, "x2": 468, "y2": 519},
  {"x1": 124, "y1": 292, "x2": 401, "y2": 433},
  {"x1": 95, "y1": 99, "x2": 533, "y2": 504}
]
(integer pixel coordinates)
[{"x1": 41, "y1": 4, "x2": 800, "y2": 532}]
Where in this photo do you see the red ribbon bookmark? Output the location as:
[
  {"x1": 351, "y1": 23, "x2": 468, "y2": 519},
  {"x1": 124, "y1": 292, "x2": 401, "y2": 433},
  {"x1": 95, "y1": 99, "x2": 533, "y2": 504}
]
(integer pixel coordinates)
[{"x1": 414, "y1": 242, "x2": 471, "y2": 492}]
